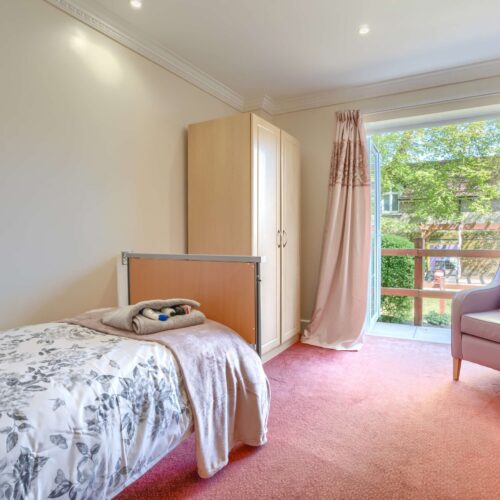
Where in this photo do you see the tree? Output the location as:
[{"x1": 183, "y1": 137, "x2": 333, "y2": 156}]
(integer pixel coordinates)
[{"x1": 373, "y1": 119, "x2": 500, "y2": 226}]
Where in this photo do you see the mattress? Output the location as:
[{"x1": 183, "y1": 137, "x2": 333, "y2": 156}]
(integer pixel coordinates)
[{"x1": 0, "y1": 322, "x2": 193, "y2": 499}]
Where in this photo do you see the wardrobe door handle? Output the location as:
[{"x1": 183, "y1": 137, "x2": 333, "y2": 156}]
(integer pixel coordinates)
[
  {"x1": 277, "y1": 230, "x2": 282, "y2": 248},
  {"x1": 283, "y1": 229, "x2": 288, "y2": 248}
]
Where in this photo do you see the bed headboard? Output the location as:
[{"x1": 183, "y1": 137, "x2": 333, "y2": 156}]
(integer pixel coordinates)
[{"x1": 122, "y1": 253, "x2": 262, "y2": 354}]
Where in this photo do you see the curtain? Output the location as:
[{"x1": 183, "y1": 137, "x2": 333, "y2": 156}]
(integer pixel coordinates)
[{"x1": 302, "y1": 110, "x2": 371, "y2": 350}]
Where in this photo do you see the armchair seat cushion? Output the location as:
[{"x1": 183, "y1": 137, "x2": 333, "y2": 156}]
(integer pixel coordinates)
[{"x1": 462, "y1": 309, "x2": 500, "y2": 343}]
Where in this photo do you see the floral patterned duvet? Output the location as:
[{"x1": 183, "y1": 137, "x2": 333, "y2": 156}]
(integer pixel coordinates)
[{"x1": 0, "y1": 322, "x2": 193, "y2": 499}]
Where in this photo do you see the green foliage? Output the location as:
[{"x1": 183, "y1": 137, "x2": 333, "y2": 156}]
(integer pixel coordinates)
[
  {"x1": 381, "y1": 217, "x2": 419, "y2": 241},
  {"x1": 424, "y1": 311, "x2": 451, "y2": 327},
  {"x1": 373, "y1": 119, "x2": 500, "y2": 224},
  {"x1": 380, "y1": 234, "x2": 414, "y2": 323}
]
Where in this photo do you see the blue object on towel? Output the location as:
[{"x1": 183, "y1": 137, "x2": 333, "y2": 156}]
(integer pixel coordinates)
[{"x1": 158, "y1": 314, "x2": 168, "y2": 321}]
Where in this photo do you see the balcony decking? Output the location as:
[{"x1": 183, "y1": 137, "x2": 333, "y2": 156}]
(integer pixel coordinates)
[{"x1": 368, "y1": 321, "x2": 450, "y2": 344}]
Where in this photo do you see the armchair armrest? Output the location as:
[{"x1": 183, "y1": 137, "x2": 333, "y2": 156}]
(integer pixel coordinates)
[{"x1": 451, "y1": 265, "x2": 500, "y2": 358}]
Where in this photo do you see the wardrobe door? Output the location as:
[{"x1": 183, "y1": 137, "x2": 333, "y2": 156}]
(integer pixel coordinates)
[
  {"x1": 280, "y1": 131, "x2": 301, "y2": 343},
  {"x1": 188, "y1": 114, "x2": 252, "y2": 255},
  {"x1": 252, "y1": 115, "x2": 281, "y2": 354}
]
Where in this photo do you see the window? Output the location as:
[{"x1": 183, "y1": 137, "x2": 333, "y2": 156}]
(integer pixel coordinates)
[
  {"x1": 382, "y1": 192, "x2": 399, "y2": 214},
  {"x1": 459, "y1": 198, "x2": 472, "y2": 213}
]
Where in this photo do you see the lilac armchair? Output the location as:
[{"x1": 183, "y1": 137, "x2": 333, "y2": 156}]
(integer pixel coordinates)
[{"x1": 451, "y1": 265, "x2": 500, "y2": 380}]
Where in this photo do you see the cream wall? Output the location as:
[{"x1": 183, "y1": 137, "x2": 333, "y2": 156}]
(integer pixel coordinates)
[
  {"x1": 0, "y1": 0, "x2": 236, "y2": 329},
  {"x1": 273, "y1": 88, "x2": 500, "y2": 323}
]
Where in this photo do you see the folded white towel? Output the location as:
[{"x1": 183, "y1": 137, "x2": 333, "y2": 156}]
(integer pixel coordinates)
[
  {"x1": 161, "y1": 305, "x2": 192, "y2": 316},
  {"x1": 142, "y1": 307, "x2": 168, "y2": 321},
  {"x1": 160, "y1": 307, "x2": 177, "y2": 318}
]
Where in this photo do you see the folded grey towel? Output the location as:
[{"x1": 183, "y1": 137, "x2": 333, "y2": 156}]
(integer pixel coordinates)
[{"x1": 102, "y1": 298, "x2": 203, "y2": 334}]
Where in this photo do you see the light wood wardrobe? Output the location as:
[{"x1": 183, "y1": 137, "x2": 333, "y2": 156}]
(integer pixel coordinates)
[{"x1": 187, "y1": 113, "x2": 300, "y2": 359}]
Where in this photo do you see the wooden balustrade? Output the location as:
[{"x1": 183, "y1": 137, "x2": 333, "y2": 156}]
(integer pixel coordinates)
[
  {"x1": 381, "y1": 244, "x2": 500, "y2": 325},
  {"x1": 381, "y1": 249, "x2": 500, "y2": 258}
]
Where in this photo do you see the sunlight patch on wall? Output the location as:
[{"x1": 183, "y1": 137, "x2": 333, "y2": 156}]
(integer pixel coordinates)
[{"x1": 69, "y1": 30, "x2": 123, "y2": 86}]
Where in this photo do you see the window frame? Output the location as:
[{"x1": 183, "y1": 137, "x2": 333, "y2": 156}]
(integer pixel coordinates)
[{"x1": 382, "y1": 191, "x2": 400, "y2": 214}]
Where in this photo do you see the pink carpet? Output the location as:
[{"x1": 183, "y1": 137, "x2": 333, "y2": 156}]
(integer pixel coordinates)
[{"x1": 118, "y1": 337, "x2": 500, "y2": 499}]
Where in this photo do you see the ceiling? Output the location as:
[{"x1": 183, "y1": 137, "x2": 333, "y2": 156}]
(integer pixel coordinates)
[{"x1": 49, "y1": 0, "x2": 500, "y2": 113}]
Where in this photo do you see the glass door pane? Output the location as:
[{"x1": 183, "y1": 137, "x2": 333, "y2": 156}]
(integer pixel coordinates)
[{"x1": 367, "y1": 139, "x2": 381, "y2": 329}]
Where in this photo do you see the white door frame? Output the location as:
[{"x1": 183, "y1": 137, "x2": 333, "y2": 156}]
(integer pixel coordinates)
[{"x1": 367, "y1": 138, "x2": 382, "y2": 330}]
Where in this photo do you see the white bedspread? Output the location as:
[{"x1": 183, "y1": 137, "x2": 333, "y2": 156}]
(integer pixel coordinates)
[{"x1": 0, "y1": 322, "x2": 192, "y2": 499}]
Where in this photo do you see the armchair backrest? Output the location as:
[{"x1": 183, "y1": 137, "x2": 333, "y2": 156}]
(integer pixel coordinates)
[{"x1": 451, "y1": 262, "x2": 500, "y2": 358}]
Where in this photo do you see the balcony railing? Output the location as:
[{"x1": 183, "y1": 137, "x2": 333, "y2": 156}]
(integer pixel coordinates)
[{"x1": 381, "y1": 238, "x2": 500, "y2": 325}]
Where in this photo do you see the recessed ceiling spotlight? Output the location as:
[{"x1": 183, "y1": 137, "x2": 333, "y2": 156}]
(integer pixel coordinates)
[
  {"x1": 358, "y1": 24, "x2": 370, "y2": 35},
  {"x1": 130, "y1": 0, "x2": 142, "y2": 9}
]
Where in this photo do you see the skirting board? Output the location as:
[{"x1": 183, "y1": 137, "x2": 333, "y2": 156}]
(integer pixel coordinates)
[
  {"x1": 262, "y1": 334, "x2": 300, "y2": 363},
  {"x1": 300, "y1": 319, "x2": 310, "y2": 333}
]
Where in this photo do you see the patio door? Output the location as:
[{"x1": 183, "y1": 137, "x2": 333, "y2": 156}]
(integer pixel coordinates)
[{"x1": 367, "y1": 139, "x2": 381, "y2": 329}]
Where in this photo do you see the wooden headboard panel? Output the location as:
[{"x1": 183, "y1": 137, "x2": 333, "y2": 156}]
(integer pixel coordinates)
[{"x1": 126, "y1": 254, "x2": 261, "y2": 351}]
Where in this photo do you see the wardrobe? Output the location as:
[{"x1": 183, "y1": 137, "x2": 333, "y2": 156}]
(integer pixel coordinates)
[{"x1": 187, "y1": 113, "x2": 300, "y2": 358}]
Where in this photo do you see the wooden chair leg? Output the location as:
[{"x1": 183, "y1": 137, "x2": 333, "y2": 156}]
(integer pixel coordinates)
[{"x1": 453, "y1": 358, "x2": 462, "y2": 381}]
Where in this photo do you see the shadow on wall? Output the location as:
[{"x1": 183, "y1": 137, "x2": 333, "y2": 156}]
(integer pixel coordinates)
[{"x1": 5, "y1": 258, "x2": 117, "y2": 330}]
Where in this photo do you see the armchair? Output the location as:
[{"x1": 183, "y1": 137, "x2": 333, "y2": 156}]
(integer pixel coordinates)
[{"x1": 451, "y1": 264, "x2": 500, "y2": 380}]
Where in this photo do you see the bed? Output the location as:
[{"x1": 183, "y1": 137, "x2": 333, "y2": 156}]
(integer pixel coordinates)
[{"x1": 0, "y1": 254, "x2": 268, "y2": 499}]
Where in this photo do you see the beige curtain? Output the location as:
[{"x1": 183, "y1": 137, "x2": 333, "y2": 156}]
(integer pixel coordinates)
[{"x1": 302, "y1": 110, "x2": 371, "y2": 350}]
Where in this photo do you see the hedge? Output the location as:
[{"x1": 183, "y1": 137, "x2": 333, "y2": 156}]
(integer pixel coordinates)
[{"x1": 380, "y1": 234, "x2": 414, "y2": 323}]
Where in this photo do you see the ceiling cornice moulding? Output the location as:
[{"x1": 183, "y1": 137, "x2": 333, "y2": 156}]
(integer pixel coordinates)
[
  {"x1": 241, "y1": 95, "x2": 278, "y2": 114},
  {"x1": 271, "y1": 58, "x2": 500, "y2": 115},
  {"x1": 45, "y1": 0, "x2": 500, "y2": 116},
  {"x1": 44, "y1": 0, "x2": 246, "y2": 111}
]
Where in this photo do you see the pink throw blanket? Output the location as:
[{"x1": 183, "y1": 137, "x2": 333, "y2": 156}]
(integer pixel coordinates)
[{"x1": 63, "y1": 309, "x2": 271, "y2": 478}]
